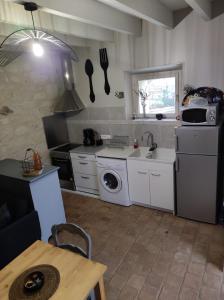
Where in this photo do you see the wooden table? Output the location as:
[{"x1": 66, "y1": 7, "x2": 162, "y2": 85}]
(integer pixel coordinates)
[{"x1": 0, "y1": 240, "x2": 107, "y2": 300}]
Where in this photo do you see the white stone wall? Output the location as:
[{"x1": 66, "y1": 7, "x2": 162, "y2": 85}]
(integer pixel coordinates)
[{"x1": 0, "y1": 52, "x2": 63, "y2": 163}]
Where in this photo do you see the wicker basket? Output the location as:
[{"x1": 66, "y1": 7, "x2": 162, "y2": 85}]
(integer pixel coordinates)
[{"x1": 22, "y1": 148, "x2": 43, "y2": 177}]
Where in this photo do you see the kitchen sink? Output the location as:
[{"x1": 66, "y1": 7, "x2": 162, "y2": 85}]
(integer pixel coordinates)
[
  {"x1": 129, "y1": 147, "x2": 176, "y2": 163},
  {"x1": 129, "y1": 148, "x2": 152, "y2": 159}
]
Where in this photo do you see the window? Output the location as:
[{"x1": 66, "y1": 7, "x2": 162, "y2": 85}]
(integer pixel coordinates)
[{"x1": 132, "y1": 69, "x2": 181, "y2": 119}]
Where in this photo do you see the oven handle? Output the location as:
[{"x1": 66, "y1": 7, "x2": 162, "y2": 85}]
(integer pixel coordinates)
[{"x1": 52, "y1": 158, "x2": 69, "y2": 163}]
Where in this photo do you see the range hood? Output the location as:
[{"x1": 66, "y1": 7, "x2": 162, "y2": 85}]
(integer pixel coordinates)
[{"x1": 54, "y1": 54, "x2": 85, "y2": 113}]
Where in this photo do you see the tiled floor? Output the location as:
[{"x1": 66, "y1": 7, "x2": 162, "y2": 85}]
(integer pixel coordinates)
[{"x1": 62, "y1": 192, "x2": 224, "y2": 300}]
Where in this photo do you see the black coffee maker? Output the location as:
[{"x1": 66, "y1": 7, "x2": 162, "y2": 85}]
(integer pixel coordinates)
[{"x1": 83, "y1": 128, "x2": 95, "y2": 146}]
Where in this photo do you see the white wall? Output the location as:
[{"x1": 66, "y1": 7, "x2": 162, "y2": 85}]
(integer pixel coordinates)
[
  {"x1": 74, "y1": 33, "x2": 134, "y2": 108},
  {"x1": 74, "y1": 11, "x2": 224, "y2": 111},
  {"x1": 135, "y1": 12, "x2": 224, "y2": 90},
  {"x1": 68, "y1": 11, "x2": 224, "y2": 149}
]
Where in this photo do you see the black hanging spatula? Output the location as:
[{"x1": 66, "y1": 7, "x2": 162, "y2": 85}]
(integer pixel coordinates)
[
  {"x1": 99, "y1": 48, "x2": 110, "y2": 95},
  {"x1": 85, "y1": 59, "x2": 95, "y2": 103}
]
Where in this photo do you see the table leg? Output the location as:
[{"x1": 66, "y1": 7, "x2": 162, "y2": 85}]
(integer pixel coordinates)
[{"x1": 94, "y1": 277, "x2": 106, "y2": 300}]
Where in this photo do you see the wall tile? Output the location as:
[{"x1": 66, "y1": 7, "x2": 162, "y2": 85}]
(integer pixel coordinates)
[
  {"x1": 88, "y1": 107, "x2": 110, "y2": 120},
  {"x1": 0, "y1": 52, "x2": 63, "y2": 162},
  {"x1": 108, "y1": 107, "x2": 125, "y2": 120}
]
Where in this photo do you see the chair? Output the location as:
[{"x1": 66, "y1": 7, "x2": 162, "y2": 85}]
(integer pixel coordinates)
[
  {"x1": 51, "y1": 223, "x2": 94, "y2": 300},
  {"x1": 51, "y1": 223, "x2": 92, "y2": 259}
]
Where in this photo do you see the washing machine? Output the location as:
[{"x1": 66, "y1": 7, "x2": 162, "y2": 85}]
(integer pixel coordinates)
[{"x1": 96, "y1": 156, "x2": 132, "y2": 206}]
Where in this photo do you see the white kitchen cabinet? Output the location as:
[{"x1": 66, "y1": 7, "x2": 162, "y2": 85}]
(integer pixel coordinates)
[
  {"x1": 30, "y1": 170, "x2": 66, "y2": 241},
  {"x1": 149, "y1": 167, "x2": 174, "y2": 211},
  {"x1": 0, "y1": 159, "x2": 66, "y2": 242},
  {"x1": 70, "y1": 152, "x2": 99, "y2": 195},
  {"x1": 70, "y1": 153, "x2": 95, "y2": 161},
  {"x1": 71, "y1": 159, "x2": 97, "y2": 175},
  {"x1": 127, "y1": 158, "x2": 174, "y2": 211},
  {"x1": 127, "y1": 161, "x2": 150, "y2": 206},
  {"x1": 74, "y1": 173, "x2": 98, "y2": 192}
]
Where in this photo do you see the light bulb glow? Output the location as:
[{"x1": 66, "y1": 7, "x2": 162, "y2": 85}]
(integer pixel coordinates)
[{"x1": 32, "y1": 42, "x2": 44, "y2": 57}]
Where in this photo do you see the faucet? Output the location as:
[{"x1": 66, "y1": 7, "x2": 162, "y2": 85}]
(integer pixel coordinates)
[{"x1": 142, "y1": 131, "x2": 157, "y2": 151}]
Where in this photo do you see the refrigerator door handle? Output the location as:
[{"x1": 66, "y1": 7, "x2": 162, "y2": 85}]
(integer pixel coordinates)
[
  {"x1": 175, "y1": 135, "x2": 179, "y2": 152},
  {"x1": 175, "y1": 157, "x2": 179, "y2": 172}
]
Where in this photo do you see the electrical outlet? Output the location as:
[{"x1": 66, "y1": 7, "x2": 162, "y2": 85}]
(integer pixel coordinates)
[{"x1": 100, "y1": 134, "x2": 112, "y2": 140}]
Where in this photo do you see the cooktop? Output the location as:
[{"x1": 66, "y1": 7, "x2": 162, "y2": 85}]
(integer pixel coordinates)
[{"x1": 53, "y1": 143, "x2": 81, "y2": 153}]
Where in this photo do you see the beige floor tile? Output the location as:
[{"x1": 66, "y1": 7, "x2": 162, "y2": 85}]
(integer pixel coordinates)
[
  {"x1": 191, "y1": 250, "x2": 207, "y2": 264},
  {"x1": 179, "y1": 286, "x2": 199, "y2": 300},
  {"x1": 220, "y1": 284, "x2": 224, "y2": 299},
  {"x1": 174, "y1": 251, "x2": 191, "y2": 264},
  {"x1": 152, "y1": 261, "x2": 170, "y2": 277},
  {"x1": 110, "y1": 274, "x2": 128, "y2": 291},
  {"x1": 145, "y1": 272, "x2": 164, "y2": 289},
  {"x1": 170, "y1": 262, "x2": 188, "y2": 277},
  {"x1": 158, "y1": 286, "x2": 178, "y2": 300},
  {"x1": 61, "y1": 192, "x2": 224, "y2": 300},
  {"x1": 127, "y1": 274, "x2": 146, "y2": 291},
  {"x1": 199, "y1": 286, "x2": 219, "y2": 300},
  {"x1": 202, "y1": 272, "x2": 222, "y2": 290},
  {"x1": 188, "y1": 261, "x2": 205, "y2": 276},
  {"x1": 118, "y1": 285, "x2": 138, "y2": 300},
  {"x1": 164, "y1": 273, "x2": 183, "y2": 290},
  {"x1": 205, "y1": 261, "x2": 223, "y2": 276},
  {"x1": 183, "y1": 272, "x2": 202, "y2": 290},
  {"x1": 138, "y1": 285, "x2": 160, "y2": 300}
]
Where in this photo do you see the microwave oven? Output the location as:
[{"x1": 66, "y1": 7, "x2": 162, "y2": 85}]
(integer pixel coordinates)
[{"x1": 179, "y1": 104, "x2": 219, "y2": 126}]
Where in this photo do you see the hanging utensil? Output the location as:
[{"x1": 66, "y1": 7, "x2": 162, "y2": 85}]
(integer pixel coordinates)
[
  {"x1": 99, "y1": 48, "x2": 110, "y2": 95},
  {"x1": 85, "y1": 59, "x2": 95, "y2": 103}
]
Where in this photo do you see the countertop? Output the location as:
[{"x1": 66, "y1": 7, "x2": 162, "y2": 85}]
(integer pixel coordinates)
[
  {"x1": 70, "y1": 145, "x2": 105, "y2": 155},
  {"x1": 0, "y1": 159, "x2": 59, "y2": 183}
]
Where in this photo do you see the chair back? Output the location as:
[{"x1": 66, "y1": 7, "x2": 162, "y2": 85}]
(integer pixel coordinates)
[{"x1": 51, "y1": 223, "x2": 92, "y2": 259}]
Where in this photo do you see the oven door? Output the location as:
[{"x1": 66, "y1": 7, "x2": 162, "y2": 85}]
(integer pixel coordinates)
[
  {"x1": 51, "y1": 157, "x2": 74, "y2": 185},
  {"x1": 181, "y1": 107, "x2": 208, "y2": 125}
]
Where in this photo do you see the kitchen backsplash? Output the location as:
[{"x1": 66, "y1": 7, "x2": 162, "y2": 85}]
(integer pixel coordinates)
[{"x1": 67, "y1": 107, "x2": 176, "y2": 148}]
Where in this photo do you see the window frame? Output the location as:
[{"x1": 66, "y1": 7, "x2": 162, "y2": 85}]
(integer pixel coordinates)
[{"x1": 131, "y1": 69, "x2": 182, "y2": 119}]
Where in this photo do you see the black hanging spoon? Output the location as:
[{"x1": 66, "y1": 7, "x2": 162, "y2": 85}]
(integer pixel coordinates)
[{"x1": 85, "y1": 59, "x2": 95, "y2": 103}]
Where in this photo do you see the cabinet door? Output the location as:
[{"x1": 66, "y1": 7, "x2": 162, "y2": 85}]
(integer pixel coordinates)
[
  {"x1": 149, "y1": 167, "x2": 174, "y2": 211},
  {"x1": 127, "y1": 161, "x2": 150, "y2": 205}
]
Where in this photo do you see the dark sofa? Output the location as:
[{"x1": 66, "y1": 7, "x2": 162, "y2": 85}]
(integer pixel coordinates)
[{"x1": 0, "y1": 210, "x2": 41, "y2": 269}]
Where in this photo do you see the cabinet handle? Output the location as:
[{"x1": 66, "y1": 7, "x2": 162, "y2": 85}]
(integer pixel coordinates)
[
  {"x1": 79, "y1": 162, "x2": 88, "y2": 165},
  {"x1": 151, "y1": 173, "x2": 161, "y2": 177},
  {"x1": 175, "y1": 135, "x2": 179, "y2": 152},
  {"x1": 175, "y1": 157, "x2": 179, "y2": 172},
  {"x1": 137, "y1": 171, "x2": 147, "y2": 175},
  {"x1": 78, "y1": 156, "x2": 87, "y2": 159},
  {"x1": 81, "y1": 176, "x2": 89, "y2": 179}
]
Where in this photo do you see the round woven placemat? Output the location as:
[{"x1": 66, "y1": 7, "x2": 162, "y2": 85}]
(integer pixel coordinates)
[{"x1": 9, "y1": 264, "x2": 60, "y2": 300}]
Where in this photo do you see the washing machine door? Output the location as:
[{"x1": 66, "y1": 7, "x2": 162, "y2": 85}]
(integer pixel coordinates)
[{"x1": 100, "y1": 169, "x2": 122, "y2": 193}]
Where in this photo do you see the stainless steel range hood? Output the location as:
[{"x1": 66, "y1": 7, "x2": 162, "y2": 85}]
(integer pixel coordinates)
[{"x1": 54, "y1": 54, "x2": 85, "y2": 113}]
